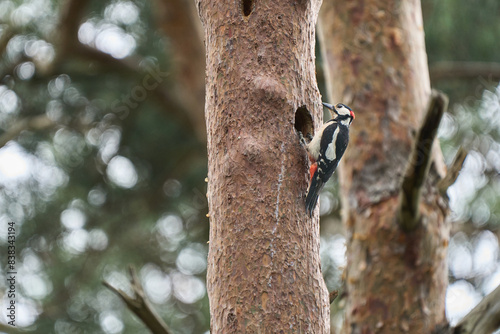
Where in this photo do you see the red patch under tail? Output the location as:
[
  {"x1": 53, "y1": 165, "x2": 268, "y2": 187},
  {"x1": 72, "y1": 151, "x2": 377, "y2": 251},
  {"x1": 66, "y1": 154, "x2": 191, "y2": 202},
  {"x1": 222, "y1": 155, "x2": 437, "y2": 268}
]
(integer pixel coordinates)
[{"x1": 309, "y1": 162, "x2": 317, "y2": 181}]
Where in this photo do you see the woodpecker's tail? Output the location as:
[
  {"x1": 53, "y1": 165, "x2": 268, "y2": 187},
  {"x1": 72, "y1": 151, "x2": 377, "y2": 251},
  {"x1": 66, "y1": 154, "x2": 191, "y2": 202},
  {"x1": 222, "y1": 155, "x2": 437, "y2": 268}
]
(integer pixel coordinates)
[{"x1": 305, "y1": 173, "x2": 324, "y2": 217}]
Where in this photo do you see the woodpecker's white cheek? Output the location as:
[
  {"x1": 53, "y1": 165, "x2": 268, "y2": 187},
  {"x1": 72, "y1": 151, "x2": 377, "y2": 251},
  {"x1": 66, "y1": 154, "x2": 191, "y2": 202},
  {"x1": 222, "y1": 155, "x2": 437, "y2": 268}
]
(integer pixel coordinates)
[
  {"x1": 325, "y1": 127, "x2": 340, "y2": 161},
  {"x1": 337, "y1": 107, "x2": 351, "y2": 117}
]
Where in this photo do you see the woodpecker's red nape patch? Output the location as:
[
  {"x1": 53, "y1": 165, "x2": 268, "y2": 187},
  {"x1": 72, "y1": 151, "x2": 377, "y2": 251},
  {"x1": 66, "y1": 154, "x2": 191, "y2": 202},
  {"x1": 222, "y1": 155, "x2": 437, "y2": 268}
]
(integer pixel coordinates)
[
  {"x1": 351, "y1": 110, "x2": 355, "y2": 119},
  {"x1": 309, "y1": 162, "x2": 318, "y2": 181}
]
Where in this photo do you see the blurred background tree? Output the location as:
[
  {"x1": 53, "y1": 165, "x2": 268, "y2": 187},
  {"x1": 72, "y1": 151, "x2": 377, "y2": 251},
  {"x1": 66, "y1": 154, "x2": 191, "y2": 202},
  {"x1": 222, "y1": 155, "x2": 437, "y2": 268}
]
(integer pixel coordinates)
[{"x1": 0, "y1": 0, "x2": 498, "y2": 333}]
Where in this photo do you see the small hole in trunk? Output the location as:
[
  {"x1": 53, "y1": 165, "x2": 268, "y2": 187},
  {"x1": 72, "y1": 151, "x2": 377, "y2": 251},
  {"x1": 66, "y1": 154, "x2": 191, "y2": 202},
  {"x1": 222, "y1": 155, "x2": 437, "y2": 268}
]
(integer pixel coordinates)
[
  {"x1": 242, "y1": 0, "x2": 254, "y2": 16},
  {"x1": 295, "y1": 106, "x2": 314, "y2": 139}
]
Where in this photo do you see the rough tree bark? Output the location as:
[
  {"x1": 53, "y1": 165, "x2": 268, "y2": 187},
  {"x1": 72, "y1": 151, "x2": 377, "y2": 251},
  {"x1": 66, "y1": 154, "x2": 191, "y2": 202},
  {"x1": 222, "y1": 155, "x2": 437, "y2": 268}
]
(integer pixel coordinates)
[
  {"x1": 318, "y1": 1, "x2": 449, "y2": 333},
  {"x1": 197, "y1": 0, "x2": 329, "y2": 332}
]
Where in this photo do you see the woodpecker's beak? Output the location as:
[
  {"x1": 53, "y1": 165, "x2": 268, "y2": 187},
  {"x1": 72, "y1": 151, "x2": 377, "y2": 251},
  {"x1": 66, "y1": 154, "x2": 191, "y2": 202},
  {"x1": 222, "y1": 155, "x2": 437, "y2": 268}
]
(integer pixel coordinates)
[
  {"x1": 322, "y1": 102, "x2": 335, "y2": 111},
  {"x1": 322, "y1": 102, "x2": 337, "y2": 118}
]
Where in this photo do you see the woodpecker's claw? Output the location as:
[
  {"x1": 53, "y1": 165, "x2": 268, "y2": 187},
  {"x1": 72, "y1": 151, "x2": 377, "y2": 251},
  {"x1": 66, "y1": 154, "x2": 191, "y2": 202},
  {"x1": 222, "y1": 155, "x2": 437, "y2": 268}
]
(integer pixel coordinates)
[
  {"x1": 298, "y1": 131, "x2": 307, "y2": 146},
  {"x1": 298, "y1": 131, "x2": 313, "y2": 146}
]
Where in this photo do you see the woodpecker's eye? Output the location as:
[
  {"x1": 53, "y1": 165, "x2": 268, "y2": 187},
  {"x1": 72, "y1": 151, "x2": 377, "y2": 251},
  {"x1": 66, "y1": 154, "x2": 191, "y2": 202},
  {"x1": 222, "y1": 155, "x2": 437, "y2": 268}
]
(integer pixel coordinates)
[{"x1": 336, "y1": 104, "x2": 343, "y2": 109}]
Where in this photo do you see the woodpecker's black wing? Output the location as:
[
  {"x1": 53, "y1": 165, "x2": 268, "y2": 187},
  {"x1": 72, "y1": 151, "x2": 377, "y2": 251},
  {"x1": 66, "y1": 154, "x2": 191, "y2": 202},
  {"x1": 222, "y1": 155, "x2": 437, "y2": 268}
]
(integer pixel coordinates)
[{"x1": 305, "y1": 121, "x2": 350, "y2": 217}]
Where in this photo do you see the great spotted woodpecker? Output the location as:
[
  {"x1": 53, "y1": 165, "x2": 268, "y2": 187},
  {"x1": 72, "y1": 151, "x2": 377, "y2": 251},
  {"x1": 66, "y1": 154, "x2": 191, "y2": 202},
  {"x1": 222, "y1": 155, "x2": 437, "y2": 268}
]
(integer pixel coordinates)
[{"x1": 301, "y1": 102, "x2": 355, "y2": 217}]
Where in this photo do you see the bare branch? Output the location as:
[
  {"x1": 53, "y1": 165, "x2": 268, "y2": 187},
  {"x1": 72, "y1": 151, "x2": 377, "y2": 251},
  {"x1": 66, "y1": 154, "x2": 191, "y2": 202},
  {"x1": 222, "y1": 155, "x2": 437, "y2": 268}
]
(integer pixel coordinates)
[
  {"x1": 0, "y1": 115, "x2": 54, "y2": 149},
  {"x1": 430, "y1": 61, "x2": 500, "y2": 82},
  {"x1": 455, "y1": 284, "x2": 500, "y2": 334},
  {"x1": 434, "y1": 284, "x2": 500, "y2": 334},
  {"x1": 103, "y1": 266, "x2": 172, "y2": 334},
  {"x1": 438, "y1": 147, "x2": 468, "y2": 195},
  {"x1": 397, "y1": 90, "x2": 448, "y2": 231}
]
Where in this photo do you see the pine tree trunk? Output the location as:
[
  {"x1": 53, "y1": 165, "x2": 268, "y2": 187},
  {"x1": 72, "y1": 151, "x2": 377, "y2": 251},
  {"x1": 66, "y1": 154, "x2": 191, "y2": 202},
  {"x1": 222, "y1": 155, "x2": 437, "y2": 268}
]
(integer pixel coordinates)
[
  {"x1": 197, "y1": 1, "x2": 329, "y2": 332},
  {"x1": 318, "y1": 0, "x2": 449, "y2": 332}
]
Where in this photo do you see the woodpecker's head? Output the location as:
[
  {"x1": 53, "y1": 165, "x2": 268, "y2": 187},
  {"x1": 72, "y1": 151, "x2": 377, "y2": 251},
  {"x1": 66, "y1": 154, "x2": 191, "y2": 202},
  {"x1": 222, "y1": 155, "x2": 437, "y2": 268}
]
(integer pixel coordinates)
[{"x1": 323, "y1": 102, "x2": 355, "y2": 125}]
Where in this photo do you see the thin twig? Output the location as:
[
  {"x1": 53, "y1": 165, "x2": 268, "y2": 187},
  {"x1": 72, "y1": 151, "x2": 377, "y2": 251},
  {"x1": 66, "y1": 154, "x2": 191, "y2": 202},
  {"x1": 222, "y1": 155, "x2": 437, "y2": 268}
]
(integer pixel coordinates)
[
  {"x1": 397, "y1": 90, "x2": 448, "y2": 231},
  {"x1": 103, "y1": 266, "x2": 172, "y2": 334},
  {"x1": 438, "y1": 147, "x2": 468, "y2": 195}
]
